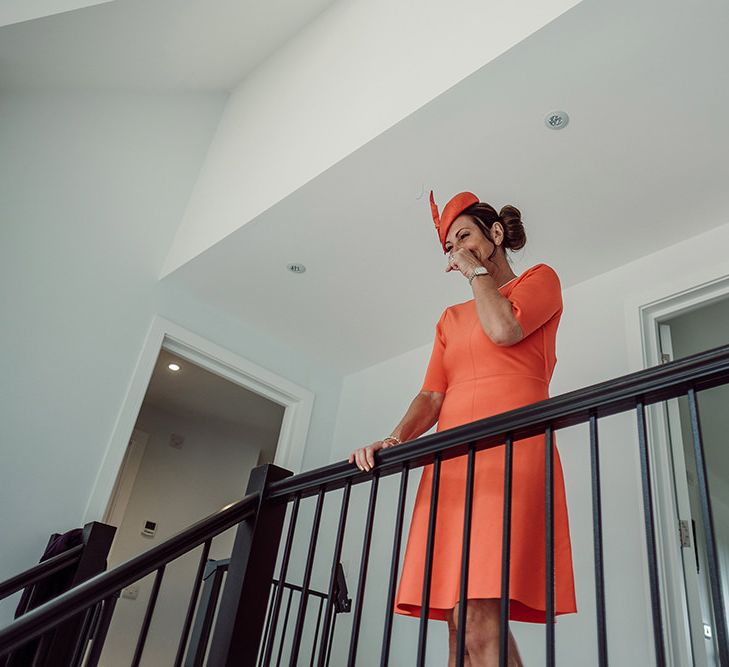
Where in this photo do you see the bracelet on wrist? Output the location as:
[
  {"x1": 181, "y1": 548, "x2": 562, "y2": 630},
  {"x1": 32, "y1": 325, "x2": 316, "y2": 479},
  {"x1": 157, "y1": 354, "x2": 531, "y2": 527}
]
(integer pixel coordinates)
[
  {"x1": 468, "y1": 266, "x2": 489, "y2": 285},
  {"x1": 382, "y1": 435, "x2": 401, "y2": 445}
]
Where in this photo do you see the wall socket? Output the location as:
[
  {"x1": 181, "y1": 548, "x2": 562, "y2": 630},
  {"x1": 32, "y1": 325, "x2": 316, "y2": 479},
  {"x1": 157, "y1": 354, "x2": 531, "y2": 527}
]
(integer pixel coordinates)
[{"x1": 121, "y1": 584, "x2": 140, "y2": 600}]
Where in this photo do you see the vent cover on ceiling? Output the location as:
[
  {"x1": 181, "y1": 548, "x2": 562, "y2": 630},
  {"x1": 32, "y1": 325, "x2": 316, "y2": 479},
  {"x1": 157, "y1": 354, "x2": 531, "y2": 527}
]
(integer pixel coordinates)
[{"x1": 544, "y1": 110, "x2": 569, "y2": 130}]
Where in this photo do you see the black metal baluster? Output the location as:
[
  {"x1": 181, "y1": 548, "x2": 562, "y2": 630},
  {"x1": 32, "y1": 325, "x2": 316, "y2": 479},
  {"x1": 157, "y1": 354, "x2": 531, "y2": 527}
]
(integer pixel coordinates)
[
  {"x1": 258, "y1": 583, "x2": 277, "y2": 667},
  {"x1": 317, "y1": 482, "x2": 352, "y2": 667},
  {"x1": 262, "y1": 496, "x2": 301, "y2": 666},
  {"x1": 289, "y1": 489, "x2": 326, "y2": 665},
  {"x1": 275, "y1": 588, "x2": 294, "y2": 667},
  {"x1": 380, "y1": 466, "x2": 410, "y2": 667},
  {"x1": 325, "y1": 612, "x2": 337, "y2": 667},
  {"x1": 416, "y1": 454, "x2": 442, "y2": 666},
  {"x1": 85, "y1": 593, "x2": 119, "y2": 667},
  {"x1": 75, "y1": 604, "x2": 101, "y2": 667},
  {"x1": 85, "y1": 601, "x2": 104, "y2": 651},
  {"x1": 545, "y1": 425, "x2": 555, "y2": 667},
  {"x1": 309, "y1": 596, "x2": 325, "y2": 667},
  {"x1": 455, "y1": 445, "x2": 476, "y2": 666},
  {"x1": 589, "y1": 413, "x2": 608, "y2": 666},
  {"x1": 173, "y1": 539, "x2": 212, "y2": 667},
  {"x1": 499, "y1": 434, "x2": 514, "y2": 667},
  {"x1": 687, "y1": 387, "x2": 729, "y2": 663},
  {"x1": 131, "y1": 567, "x2": 165, "y2": 667},
  {"x1": 186, "y1": 563, "x2": 227, "y2": 667},
  {"x1": 636, "y1": 400, "x2": 666, "y2": 666},
  {"x1": 347, "y1": 475, "x2": 380, "y2": 666},
  {"x1": 30, "y1": 629, "x2": 51, "y2": 667},
  {"x1": 68, "y1": 605, "x2": 94, "y2": 667}
]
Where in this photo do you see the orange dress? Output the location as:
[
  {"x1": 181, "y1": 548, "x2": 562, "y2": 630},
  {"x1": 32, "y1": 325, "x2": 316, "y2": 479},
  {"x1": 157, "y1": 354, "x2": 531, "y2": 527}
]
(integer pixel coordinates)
[{"x1": 394, "y1": 263, "x2": 577, "y2": 623}]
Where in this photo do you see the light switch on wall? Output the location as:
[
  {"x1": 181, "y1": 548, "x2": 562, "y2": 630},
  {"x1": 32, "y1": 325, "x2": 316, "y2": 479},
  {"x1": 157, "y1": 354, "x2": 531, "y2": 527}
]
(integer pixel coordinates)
[
  {"x1": 141, "y1": 520, "x2": 157, "y2": 538},
  {"x1": 122, "y1": 584, "x2": 140, "y2": 600}
]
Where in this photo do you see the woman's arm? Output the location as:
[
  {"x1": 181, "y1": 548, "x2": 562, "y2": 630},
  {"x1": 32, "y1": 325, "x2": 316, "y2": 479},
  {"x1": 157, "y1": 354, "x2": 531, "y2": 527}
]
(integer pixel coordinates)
[
  {"x1": 390, "y1": 390, "x2": 444, "y2": 441},
  {"x1": 470, "y1": 274, "x2": 524, "y2": 346},
  {"x1": 348, "y1": 390, "x2": 444, "y2": 471}
]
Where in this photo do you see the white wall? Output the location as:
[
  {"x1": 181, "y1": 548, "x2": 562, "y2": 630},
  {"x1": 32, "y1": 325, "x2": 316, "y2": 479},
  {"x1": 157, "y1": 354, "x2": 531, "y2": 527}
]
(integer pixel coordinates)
[
  {"x1": 0, "y1": 90, "x2": 343, "y2": 625},
  {"x1": 326, "y1": 218, "x2": 729, "y2": 665},
  {"x1": 99, "y1": 403, "x2": 272, "y2": 666},
  {"x1": 162, "y1": 0, "x2": 584, "y2": 275}
]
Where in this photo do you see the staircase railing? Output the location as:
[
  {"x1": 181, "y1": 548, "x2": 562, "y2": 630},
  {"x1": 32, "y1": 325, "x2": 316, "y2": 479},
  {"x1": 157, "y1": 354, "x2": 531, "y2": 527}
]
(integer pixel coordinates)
[
  {"x1": 183, "y1": 558, "x2": 351, "y2": 667},
  {"x1": 0, "y1": 521, "x2": 115, "y2": 667},
  {"x1": 2, "y1": 343, "x2": 729, "y2": 665}
]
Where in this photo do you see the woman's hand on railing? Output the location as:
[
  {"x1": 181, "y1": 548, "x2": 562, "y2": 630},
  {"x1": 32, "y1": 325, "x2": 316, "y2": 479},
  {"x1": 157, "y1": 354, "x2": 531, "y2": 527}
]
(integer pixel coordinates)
[{"x1": 348, "y1": 439, "x2": 398, "y2": 472}]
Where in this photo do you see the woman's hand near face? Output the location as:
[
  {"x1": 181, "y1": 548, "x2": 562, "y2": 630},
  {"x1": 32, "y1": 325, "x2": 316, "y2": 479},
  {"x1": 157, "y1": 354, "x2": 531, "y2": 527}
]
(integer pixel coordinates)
[
  {"x1": 348, "y1": 439, "x2": 398, "y2": 472},
  {"x1": 445, "y1": 248, "x2": 482, "y2": 276}
]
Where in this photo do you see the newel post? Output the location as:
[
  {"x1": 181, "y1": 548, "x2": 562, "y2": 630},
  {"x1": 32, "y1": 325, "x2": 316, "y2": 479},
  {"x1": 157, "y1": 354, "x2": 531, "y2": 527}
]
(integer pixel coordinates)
[{"x1": 207, "y1": 464, "x2": 293, "y2": 667}]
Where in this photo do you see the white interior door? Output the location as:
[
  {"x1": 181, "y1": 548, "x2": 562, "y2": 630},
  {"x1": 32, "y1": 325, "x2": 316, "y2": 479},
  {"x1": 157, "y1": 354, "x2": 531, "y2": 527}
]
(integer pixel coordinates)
[
  {"x1": 658, "y1": 323, "x2": 712, "y2": 666},
  {"x1": 103, "y1": 428, "x2": 149, "y2": 529}
]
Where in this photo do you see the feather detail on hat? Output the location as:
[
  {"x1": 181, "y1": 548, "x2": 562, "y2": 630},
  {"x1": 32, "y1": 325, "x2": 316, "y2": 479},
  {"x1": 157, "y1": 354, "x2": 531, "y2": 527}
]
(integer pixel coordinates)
[
  {"x1": 429, "y1": 190, "x2": 441, "y2": 232},
  {"x1": 429, "y1": 190, "x2": 480, "y2": 252}
]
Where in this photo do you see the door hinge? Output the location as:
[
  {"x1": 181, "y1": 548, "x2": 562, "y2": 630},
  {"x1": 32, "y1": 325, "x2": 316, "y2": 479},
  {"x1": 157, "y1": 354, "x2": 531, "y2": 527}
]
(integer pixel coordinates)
[{"x1": 679, "y1": 519, "x2": 692, "y2": 547}]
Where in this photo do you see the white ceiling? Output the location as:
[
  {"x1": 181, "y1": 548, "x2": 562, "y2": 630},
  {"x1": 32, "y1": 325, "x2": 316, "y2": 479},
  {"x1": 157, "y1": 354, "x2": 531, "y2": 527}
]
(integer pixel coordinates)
[
  {"x1": 166, "y1": 0, "x2": 729, "y2": 373},
  {"x1": 0, "y1": 0, "x2": 335, "y2": 91},
  {"x1": 144, "y1": 349, "x2": 284, "y2": 463}
]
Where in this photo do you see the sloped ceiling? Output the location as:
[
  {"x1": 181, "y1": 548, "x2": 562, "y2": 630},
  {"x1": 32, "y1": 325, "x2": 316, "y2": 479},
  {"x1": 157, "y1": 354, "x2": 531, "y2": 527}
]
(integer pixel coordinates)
[
  {"x1": 144, "y1": 350, "x2": 284, "y2": 455},
  {"x1": 166, "y1": 0, "x2": 729, "y2": 372},
  {"x1": 0, "y1": 0, "x2": 335, "y2": 90},
  {"x1": 4, "y1": 0, "x2": 728, "y2": 376}
]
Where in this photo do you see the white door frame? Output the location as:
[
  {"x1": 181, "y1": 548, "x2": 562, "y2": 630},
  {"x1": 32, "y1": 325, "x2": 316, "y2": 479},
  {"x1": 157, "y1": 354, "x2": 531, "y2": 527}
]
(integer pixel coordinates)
[
  {"x1": 625, "y1": 270, "x2": 729, "y2": 666},
  {"x1": 83, "y1": 315, "x2": 314, "y2": 524},
  {"x1": 104, "y1": 428, "x2": 149, "y2": 528}
]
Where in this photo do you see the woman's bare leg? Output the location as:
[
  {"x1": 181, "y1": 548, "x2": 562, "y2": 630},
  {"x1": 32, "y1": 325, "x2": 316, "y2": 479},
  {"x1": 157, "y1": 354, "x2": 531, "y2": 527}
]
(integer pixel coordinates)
[
  {"x1": 449, "y1": 600, "x2": 524, "y2": 667},
  {"x1": 446, "y1": 607, "x2": 471, "y2": 667}
]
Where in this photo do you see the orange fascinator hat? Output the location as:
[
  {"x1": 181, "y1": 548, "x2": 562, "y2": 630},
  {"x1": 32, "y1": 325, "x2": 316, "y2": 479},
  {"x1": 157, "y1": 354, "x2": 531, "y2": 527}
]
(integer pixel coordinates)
[{"x1": 430, "y1": 190, "x2": 479, "y2": 252}]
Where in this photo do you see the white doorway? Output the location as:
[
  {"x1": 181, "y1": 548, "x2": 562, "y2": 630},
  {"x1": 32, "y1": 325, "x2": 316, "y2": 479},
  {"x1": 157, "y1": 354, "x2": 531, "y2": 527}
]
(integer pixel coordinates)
[
  {"x1": 98, "y1": 347, "x2": 287, "y2": 665},
  {"x1": 640, "y1": 285, "x2": 729, "y2": 667},
  {"x1": 659, "y1": 300, "x2": 729, "y2": 667},
  {"x1": 84, "y1": 316, "x2": 314, "y2": 525}
]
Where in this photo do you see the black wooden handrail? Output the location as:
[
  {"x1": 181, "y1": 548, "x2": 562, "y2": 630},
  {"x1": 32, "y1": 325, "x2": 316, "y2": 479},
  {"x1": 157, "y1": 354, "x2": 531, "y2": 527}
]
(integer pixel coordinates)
[
  {"x1": 3, "y1": 341, "x2": 729, "y2": 663},
  {"x1": 267, "y1": 341, "x2": 729, "y2": 501},
  {"x1": 0, "y1": 545, "x2": 83, "y2": 601},
  {"x1": 0, "y1": 494, "x2": 257, "y2": 656}
]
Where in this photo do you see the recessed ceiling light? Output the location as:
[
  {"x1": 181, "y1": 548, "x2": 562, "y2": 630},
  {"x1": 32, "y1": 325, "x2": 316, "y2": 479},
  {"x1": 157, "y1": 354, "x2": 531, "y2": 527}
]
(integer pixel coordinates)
[
  {"x1": 168, "y1": 363, "x2": 181, "y2": 372},
  {"x1": 287, "y1": 263, "x2": 306, "y2": 274},
  {"x1": 544, "y1": 110, "x2": 569, "y2": 130}
]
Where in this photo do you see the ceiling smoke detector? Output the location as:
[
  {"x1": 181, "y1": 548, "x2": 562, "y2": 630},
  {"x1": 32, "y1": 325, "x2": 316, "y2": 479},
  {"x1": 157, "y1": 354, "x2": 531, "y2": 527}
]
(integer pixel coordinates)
[
  {"x1": 544, "y1": 110, "x2": 569, "y2": 130},
  {"x1": 287, "y1": 263, "x2": 307, "y2": 274}
]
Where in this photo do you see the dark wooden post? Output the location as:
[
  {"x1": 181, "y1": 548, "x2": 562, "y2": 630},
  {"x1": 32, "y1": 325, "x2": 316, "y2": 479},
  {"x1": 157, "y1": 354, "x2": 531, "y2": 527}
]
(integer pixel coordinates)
[
  {"x1": 207, "y1": 464, "x2": 293, "y2": 667},
  {"x1": 14, "y1": 521, "x2": 116, "y2": 667},
  {"x1": 40, "y1": 521, "x2": 115, "y2": 666}
]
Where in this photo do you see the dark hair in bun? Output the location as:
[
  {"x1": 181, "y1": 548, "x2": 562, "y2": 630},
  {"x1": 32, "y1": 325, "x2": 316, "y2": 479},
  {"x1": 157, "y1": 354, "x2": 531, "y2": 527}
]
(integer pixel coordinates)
[
  {"x1": 497, "y1": 205, "x2": 527, "y2": 251},
  {"x1": 462, "y1": 202, "x2": 527, "y2": 260}
]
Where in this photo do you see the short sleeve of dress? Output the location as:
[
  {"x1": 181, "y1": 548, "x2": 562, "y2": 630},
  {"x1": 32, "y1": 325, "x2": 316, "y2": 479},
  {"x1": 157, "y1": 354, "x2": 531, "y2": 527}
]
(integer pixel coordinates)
[
  {"x1": 420, "y1": 310, "x2": 448, "y2": 393},
  {"x1": 509, "y1": 264, "x2": 563, "y2": 339}
]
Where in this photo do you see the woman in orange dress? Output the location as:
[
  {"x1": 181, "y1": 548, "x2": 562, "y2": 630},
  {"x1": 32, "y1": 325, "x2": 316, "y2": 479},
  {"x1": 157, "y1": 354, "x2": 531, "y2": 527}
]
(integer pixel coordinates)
[{"x1": 349, "y1": 191, "x2": 577, "y2": 666}]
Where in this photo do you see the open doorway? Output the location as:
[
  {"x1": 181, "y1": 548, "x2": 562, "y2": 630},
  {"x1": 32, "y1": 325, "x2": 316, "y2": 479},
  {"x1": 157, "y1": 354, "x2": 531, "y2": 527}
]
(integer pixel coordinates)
[
  {"x1": 657, "y1": 297, "x2": 729, "y2": 667},
  {"x1": 84, "y1": 316, "x2": 313, "y2": 526},
  {"x1": 98, "y1": 347, "x2": 285, "y2": 665}
]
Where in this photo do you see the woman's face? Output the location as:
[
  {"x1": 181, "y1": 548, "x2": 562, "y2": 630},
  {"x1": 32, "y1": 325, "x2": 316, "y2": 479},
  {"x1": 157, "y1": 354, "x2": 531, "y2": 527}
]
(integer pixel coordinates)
[{"x1": 444, "y1": 215, "x2": 502, "y2": 265}]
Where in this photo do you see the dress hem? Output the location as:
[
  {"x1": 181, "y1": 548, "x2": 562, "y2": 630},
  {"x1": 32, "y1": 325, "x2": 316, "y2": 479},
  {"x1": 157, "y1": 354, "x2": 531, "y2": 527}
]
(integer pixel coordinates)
[{"x1": 394, "y1": 597, "x2": 578, "y2": 625}]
